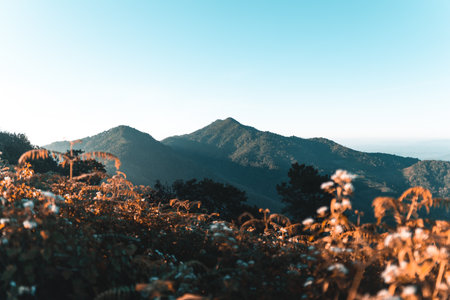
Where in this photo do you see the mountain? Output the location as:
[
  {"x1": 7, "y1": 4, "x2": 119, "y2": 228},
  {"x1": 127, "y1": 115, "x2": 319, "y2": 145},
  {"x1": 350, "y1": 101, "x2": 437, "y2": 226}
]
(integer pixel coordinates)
[
  {"x1": 162, "y1": 118, "x2": 435, "y2": 215},
  {"x1": 403, "y1": 160, "x2": 450, "y2": 196},
  {"x1": 44, "y1": 119, "x2": 450, "y2": 220},
  {"x1": 44, "y1": 125, "x2": 213, "y2": 186}
]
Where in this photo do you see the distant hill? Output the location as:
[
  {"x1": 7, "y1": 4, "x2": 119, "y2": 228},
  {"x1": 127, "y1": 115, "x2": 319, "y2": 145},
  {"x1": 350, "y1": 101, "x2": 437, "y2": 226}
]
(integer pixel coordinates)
[
  {"x1": 43, "y1": 119, "x2": 450, "y2": 219},
  {"x1": 163, "y1": 118, "x2": 425, "y2": 214},
  {"x1": 44, "y1": 125, "x2": 213, "y2": 187},
  {"x1": 403, "y1": 160, "x2": 450, "y2": 196},
  {"x1": 338, "y1": 139, "x2": 450, "y2": 161}
]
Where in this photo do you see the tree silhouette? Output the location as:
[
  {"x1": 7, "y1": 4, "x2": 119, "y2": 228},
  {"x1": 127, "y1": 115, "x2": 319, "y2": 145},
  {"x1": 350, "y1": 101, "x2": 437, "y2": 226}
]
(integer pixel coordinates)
[
  {"x1": 171, "y1": 178, "x2": 256, "y2": 221},
  {"x1": 276, "y1": 163, "x2": 332, "y2": 221},
  {"x1": 18, "y1": 140, "x2": 120, "y2": 180}
]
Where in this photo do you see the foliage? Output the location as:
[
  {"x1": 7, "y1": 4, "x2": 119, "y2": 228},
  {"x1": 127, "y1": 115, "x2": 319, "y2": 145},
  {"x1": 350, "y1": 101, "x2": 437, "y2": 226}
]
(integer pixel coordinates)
[
  {"x1": 19, "y1": 141, "x2": 120, "y2": 181},
  {"x1": 172, "y1": 178, "x2": 257, "y2": 221},
  {"x1": 276, "y1": 163, "x2": 332, "y2": 221},
  {"x1": 0, "y1": 151, "x2": 449, "y2": 299}
]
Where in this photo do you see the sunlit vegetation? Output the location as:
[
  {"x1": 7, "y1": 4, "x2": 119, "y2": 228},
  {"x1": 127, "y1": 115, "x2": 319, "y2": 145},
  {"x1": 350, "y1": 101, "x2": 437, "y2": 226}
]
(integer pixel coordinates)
[{"x1": 0, "y1": 147, "x2": 449, "y2": 299}]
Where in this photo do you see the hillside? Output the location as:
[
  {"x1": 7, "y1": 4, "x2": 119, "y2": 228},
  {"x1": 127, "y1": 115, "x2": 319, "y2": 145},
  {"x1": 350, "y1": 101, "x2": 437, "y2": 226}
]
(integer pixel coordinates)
[
  {"x1": 163, "y1": 118, "x2": 424, "y2": 214},
  {"x1": 44, "y1": 125, "x2": 213, "y2": 187},
  {"x1": 403, "y1": 160, "x2": 450, "y2": 197},
  {"x1": 43, "y1": 119, "x2": 450, "y2": 218}
]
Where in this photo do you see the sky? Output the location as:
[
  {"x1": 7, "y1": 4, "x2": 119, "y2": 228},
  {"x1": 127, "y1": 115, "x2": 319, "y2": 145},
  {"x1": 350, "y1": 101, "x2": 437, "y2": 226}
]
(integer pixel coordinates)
[{"x1": 1, "y1": 0, "x2": 450, "y2": 146}]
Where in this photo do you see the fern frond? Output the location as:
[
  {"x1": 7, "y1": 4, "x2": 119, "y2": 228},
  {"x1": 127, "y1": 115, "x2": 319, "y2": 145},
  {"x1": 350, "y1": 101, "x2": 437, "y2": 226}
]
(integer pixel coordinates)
[
  {"x1": 240, "y1": 219, "x2": 264, "y2": 232},
  {"x1": 80, "y1": 151, "x2": 121, "y2": 170},
  {"x1": 268, "y1": 213, "x2": 291, "y2": 227},
  {"x1": 238, "y1": 212, "x2": 255, "y2": 224},
  {"x1": 372, "y1": 196, "x2": 402, "y2": 225},
  {"x1": 433, "y1": 198, "x2": 450, "y2": 211}
]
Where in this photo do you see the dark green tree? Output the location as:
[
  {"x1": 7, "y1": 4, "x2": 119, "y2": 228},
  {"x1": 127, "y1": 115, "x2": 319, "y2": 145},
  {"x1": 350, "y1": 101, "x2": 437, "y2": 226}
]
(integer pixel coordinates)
[
  {"x1": 276, "y1": 163, "x2": 332, "y2": 221},
  {"x1": 171, "y1": 178, "x2": 254, "y2": 221}
]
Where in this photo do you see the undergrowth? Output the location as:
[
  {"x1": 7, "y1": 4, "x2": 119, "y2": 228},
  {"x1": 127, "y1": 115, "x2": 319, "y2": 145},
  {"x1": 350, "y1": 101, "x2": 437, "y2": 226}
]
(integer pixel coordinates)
[{"x1": 0, "y1": 155, "x2": 449, "y2": 299}]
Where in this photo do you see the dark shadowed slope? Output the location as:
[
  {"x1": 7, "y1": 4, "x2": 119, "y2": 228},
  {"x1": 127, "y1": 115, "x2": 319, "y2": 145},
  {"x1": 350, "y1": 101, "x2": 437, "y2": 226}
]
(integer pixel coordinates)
[
  {"x1": 163, "y1": 118, "x2": 423, "y2": 214},
  {"x1": 44, "y1": 125, "x2": 213, "y2": 186}
]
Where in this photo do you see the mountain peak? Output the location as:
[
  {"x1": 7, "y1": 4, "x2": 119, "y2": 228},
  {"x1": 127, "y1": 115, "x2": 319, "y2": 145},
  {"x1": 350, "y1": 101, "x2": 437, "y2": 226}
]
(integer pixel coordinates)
[
  {"x1": 104, "y1": 125, "x2": 156, "y2": 141},
  {"x1": 222, "y1": 117, "x2": 240, "y2": 124}
]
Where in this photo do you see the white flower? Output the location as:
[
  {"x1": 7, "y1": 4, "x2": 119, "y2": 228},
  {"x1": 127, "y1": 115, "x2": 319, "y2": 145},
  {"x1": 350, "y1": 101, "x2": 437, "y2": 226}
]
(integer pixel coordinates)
[
  {"x1": 331, "y1": 170, "x2": 345, "y2": 181},
  {"x1": 397, "y1": 227, "x2": 411, "y2": 241},
  {"x1": 18, "y1": 285, "x2": 36, "y2": 295},
  {"x1": 341, "y1": 199, "x2": 352, "y2": 209},
  {"x1": 316, "y1": 206, "x2": 328, "y2": 215},
  {"x1": 414, "y1": 228, "x2": 428, "y2": 241},
  {"x1": 401, "y1": 285, "x2": 417, "y2": 296},
  {"x1": 331, "y1": 170, "x2": 356, "y2": 183},
  {"x1": 41, "y1": 191, "x2": 56, "y2": 199},
  {"x1": 376, "y1": 289, "x2": 401, "y2": 300},
  {"x1": 303, "y1": 277, "x2": 314, "y2": 287},
  {"x1": 333, "y1": 225, "x2": 344, "y2": 234},
  {"x1": 320, "y1": 181, "x2": 334, "y2": 190},
  {"x1": 0, "y1": 218, "x2": 10, "y2": 224},
  {"x1": 343, "y1": 183, "x2": 354, "y2": 194},
  {"x1": 23, "y1": 220, "x2": 37, "y2": 229},
  {"x1": 302, "y1": 218, "x2": 314, "y2": 226},
  {"x1": 48, "y1": 204, "x2": 60, "y2": 214},
  {"x1": 384, "y1": 234, "x2": 397, "y2": 247},
  {"x1": 381, "y1": 264, "x2": 399, "y2": 283},
  {"x1": 329, "y1": 246, "x2": 343, "y2": 253},
  {"x1": 333, "y1": 202, "x2": 342, "y2": 210},
  {"x1": 23, "y1": 200, "x2": 34, "y2": 209},
  {"x1": 327, "y1": 263, "x2": 348, "y2": 274},
  {"x1": 426, "y1": 245, "x2": 439, "y2": 257}
]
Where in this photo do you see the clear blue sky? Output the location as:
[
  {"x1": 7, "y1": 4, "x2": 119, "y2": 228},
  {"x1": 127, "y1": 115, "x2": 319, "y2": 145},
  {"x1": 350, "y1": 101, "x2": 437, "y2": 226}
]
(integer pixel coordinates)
[{"x1": 1, "y1": 1, "x2": 449, "y2": 146}]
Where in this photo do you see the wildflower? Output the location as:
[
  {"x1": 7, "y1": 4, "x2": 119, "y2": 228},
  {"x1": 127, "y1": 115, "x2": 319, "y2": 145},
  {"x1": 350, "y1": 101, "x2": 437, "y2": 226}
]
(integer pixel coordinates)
[
  {"x1": 343, "y1": 183, "x2": 354, "y2": 194},
  {"x1": 333, "y1": 225, "x2": 343, "y2": 235},
  {"x1": 329, "y1": 246, "x2": 343, "y2": 253},
  {"x1": 48, "y1": 204, "x2": 60, "y2": 214},
  {"x1": 23, "y1": 220, "x2": 37, "y2": 229},
  {"x1": 401, "y1": 285, "x2": 417, "y2": 297},
  {"x1": 302, "y1": 218, "x2": 314, "y2": 226},
  {"x1": 303, "y1": 277, "x2": 314, "y2": 287},
  {"x1": 426, "y1": 245, "x2": 439, "y2": 257},
  {"x1": 381, "y1": 264, "x2": 399, "y2": 284},
  {"x1": 341, "y1": 198, "x2": 352, "y2": 209},
  {"x1": 3, "y1": 176, "x2": 12, "y2": 184},
  {"x1": 331, "y1": 170, "x2": 356, "y2": 183},
  {"x1": 376, "y1": 289, "x2": 400, "y2": 300},
  {"x1": 414, "y1": 228, "x2": 428, "y2": 241},
  {"x1": 333, "y1": 202, "x2": 342, "y2": 210},
  {"x1": 384, "y1": 234, "x2": 397, "y2": 247},
  {"x1": 320, "y1": 181, "x2": 334, "y2": 190},
  {"x1": 22, "y1": 200, "x2": 34, "y2": 209},
  {"x1": 18, "y1": 285, "x2": 36, "y2": 296},
  {"x1": 327, "y1": 263, "x2": 348, "y2": 274},
  {"x1": 316, "y1": 206, "x2": 328, "y2": 215},
  {"x1": 41, "y1": 191, "x2": 56, "y2": 199},
  {"x1": 397, "y1": 227, "x2": 411, "y2": 240},
  {"x1": 0, "y1": 218, "x2": 10, "y2": 224}
]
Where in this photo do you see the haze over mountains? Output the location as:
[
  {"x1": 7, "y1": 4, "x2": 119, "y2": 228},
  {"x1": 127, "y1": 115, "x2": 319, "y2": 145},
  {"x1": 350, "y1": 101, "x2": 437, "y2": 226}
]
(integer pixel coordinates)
[
  {"x1": 338, "y1": 139, "x2": 450, "y2": 161},
  {"x1": 44, "y1": 118, "x2": 450, "y2": 218}
]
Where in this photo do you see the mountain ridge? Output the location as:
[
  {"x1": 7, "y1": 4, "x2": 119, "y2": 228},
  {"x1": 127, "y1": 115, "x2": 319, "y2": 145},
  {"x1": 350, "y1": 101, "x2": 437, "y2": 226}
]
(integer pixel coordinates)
[{"x1": 44, "y1": 118, "x2": 449, "y2": 217}]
